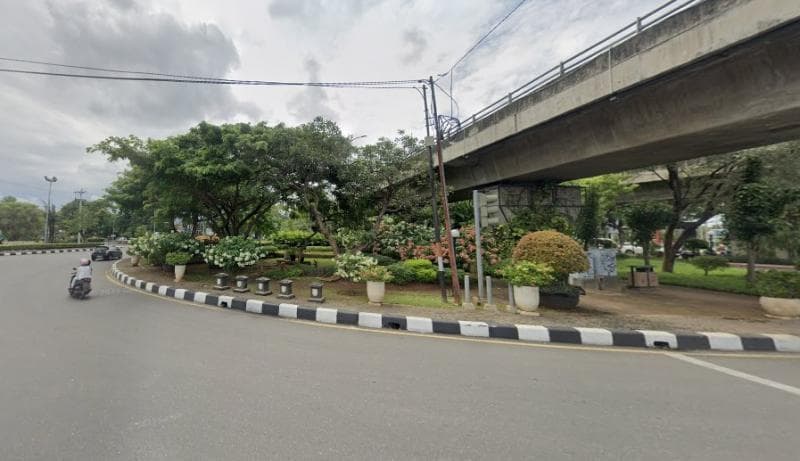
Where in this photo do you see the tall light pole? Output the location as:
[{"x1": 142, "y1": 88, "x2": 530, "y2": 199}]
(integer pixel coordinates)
[
  {"x1": 44, "y1": 176, "x2": 57, "y2": 243},
  {"x1": 74, "y1": 188, "x2": 86, "y2": 243}
]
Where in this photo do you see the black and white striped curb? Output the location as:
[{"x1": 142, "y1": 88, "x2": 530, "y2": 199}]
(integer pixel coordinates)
[
  {"x1": 0, "y1": 248, "x2": 92, "y2": 256},
  {"x1": 111, "y1": 263, "x2": 800, "y2": 353}
]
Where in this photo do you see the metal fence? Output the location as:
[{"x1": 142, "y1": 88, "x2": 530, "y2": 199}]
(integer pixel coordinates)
[{"x1": 447, "y1": 0, "x2": 704, "y2": 139}]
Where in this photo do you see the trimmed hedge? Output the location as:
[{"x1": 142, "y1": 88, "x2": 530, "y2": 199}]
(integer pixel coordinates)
[{"x1": 0, "y1": 243, "x2": 97, "y2": 251}]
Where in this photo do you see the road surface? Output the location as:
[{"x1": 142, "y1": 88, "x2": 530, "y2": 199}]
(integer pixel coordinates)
[{"x1": 1, "y1": 253, "x2": 798, "y2": 460}]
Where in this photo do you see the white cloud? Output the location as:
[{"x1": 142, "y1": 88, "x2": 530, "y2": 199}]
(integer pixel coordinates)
[{"x1": 0, "y1": 0, "x2": 667, "y2": 206}]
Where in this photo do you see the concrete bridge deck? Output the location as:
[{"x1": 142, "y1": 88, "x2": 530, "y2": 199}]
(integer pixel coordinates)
[{"x1": 442, "y1": 0, "x2": 800, "y2": 196}]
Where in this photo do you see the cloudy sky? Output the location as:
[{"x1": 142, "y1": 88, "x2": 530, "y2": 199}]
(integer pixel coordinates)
[{"x1": 0, "y1": 0, "x2": 665, "y2": 206}]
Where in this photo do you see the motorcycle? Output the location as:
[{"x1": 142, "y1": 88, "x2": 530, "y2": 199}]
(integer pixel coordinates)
[{"x1": 68, "y1": 268, "x2": 92, "y2": 299}]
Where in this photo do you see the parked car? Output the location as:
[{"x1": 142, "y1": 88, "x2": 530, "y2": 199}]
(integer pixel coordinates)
[
  {"x1": 620, "y1": 244, "x2": 643, "y2": 256},
  {"x1": 91, "y1": 245, "x2": 123, "y2": 261},
  {"x1": 620, "y1": 243, "x2": 664, "y2": 257}
]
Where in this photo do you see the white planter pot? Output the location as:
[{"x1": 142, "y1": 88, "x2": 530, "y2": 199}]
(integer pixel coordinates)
[
  {"x1": 174, "y1": 264, "x2": 187, "y2": 283},
  {"x1": 366, "y1": 281, "x2": 386, "y2": 304},
  {"x1": 513, "y1": 285, "x2": 540, "y2": 312},
  {"x1": 130, "y1": 255, "x2": 141, "y2": 266},
  {"x1": 759, "y1": 296, "x2": 800, "y2": 318}
]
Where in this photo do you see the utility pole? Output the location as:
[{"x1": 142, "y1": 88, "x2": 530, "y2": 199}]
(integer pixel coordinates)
[
  {"x1": 74, "y1": 188, "x2": 86, "y2": 243},
  {"x1": 428, "y1": 76, "x2": 461, "y2": 305},
  {"x1": 44, "y1": 176, "x2": 57, "y2": 242},
  {"x1": 422, "y1": 85, "x2": 448, "y2": 302}
]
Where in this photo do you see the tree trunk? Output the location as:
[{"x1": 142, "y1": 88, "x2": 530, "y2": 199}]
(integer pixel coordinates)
[
  {"x1": 746, "y1": 241, "x2": 757, "y2": 283},
  {"x1": 662, "y1": 223, "x2": 677, "y2": 273},
  {"x1": 304, "y1": 196, "x2": 340, "y2": 255},
  {"x1": 643, "y1": 241, "x2": 651, "y2": 267}
]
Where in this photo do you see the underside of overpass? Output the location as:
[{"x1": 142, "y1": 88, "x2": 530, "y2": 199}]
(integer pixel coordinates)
[{"x1": 443, "y1": 0, "x2": 800, "y2": 199}]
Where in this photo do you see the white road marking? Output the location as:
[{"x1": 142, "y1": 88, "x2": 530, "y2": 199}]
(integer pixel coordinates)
[{"x1": 667, "y1": 352, "x2": 800, "y2": 397}]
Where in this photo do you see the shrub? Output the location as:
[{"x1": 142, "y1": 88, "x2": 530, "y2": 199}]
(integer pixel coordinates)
[
  {"x1": 203, "y1": 236, "x2": 267, "y2": 272},
  {"x1": 689, "y1": 255, "x2": 729, "y2": 275},
  {"x1": 150, "y1": 232, "x2": 202, "y2": 265},
  {"x1": 387, "y1": 263, "x2": 416, "y2": 285},
  {"x1": 371, "y1": 254, "x2": 397, "y2": 266},
  {"x1": 373, "y1": 220, "x2": 434, "y2": 258},
  {"x1": 404, "y1": 258, "x2": 438, "y2": 283},
  {"x1": 359, "y1": 265, "x2": 394, "y2": 283},
  {"x1": 387, "y1": 259, "x2": 438, "y2": 284},
  {"x1": 512, "y1": 230, "x2": 589, "y2": 280},
  {"x1": 263, "y1": 266, "x2": 304, "y2": 279},
  {"x1": 755, "y1": 270, "x2": 800, "y2": 299},
  {"x1": 334, "y1": 252, "x2": 377, "y2": 282},
  {"x1": 684, "y1": 238, "x2": 710, "y2": 252},
  {"x1": 500, "y1": 261, "x2": 555, "y2": 287},
  {"x1": 165, "y1": 251, "x2": 192, "y2": 266}
]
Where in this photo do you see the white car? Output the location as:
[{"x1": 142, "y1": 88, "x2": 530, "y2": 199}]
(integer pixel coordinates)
[
  {"x1": 619, "y1": 244, "x2": 664, "y2": 257},
  {"x1": 620, "y1": 244, "x2": 643, "y2": 255}
]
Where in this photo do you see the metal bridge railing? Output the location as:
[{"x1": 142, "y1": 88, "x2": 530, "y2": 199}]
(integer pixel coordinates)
[{"x1": 447, "y1": 0, "x2": 704, "y2": 140}]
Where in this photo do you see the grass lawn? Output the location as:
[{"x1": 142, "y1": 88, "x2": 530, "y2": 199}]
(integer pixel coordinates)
[{"x1": 617, "y1": 257, "x2": 758, "y2": 296}]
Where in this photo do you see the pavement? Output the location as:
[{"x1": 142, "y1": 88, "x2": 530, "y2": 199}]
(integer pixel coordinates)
[{"x1": 1, "y1": 253, "x2": 799, "y2": 460}]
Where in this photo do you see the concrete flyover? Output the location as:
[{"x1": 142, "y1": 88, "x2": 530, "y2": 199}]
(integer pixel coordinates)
[{"x1": 442, "y1": 0, "x2": 800, "y2": 196}]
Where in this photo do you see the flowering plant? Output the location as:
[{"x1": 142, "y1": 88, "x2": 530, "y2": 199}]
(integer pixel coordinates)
[
  {"x1": 359, "y1": 265, "x2": 394, "y2": 283},
  {"x1": 334, "y1": 252, "x2": 377, "y2": 282},
  {"x1": 203, "y1": 236, "x2": 267, "y2": 272},
  {"x1": 501, "y1": 261, "x2": 555, "y2": 287}
]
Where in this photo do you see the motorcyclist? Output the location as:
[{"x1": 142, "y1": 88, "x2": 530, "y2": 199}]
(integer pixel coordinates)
[{"x1": 71, "y1": 258, "x2": 92, "y2": 288}]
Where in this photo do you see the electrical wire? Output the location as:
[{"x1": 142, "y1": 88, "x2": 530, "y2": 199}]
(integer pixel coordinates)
[
  {"x1": 0, "y1": 56, "x2": 422, "y2": 87},
  {"x1": 438, "y1": 0, "x2": 529, "y2": 81},
  {"x1": 0, "y1": 67, "x2": 421, "y2": 90}
]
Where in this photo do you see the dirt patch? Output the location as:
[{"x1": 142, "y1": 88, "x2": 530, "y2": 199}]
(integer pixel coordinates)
[{"x1": 116, "y1": 260, "x2": 800, "y2": 335}]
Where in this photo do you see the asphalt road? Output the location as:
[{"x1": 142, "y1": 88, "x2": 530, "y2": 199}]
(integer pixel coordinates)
[{"x1": 1, "y1": 253, "x2": 798, "y2": 460}]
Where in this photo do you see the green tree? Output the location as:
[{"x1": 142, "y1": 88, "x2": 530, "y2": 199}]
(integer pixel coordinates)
[
  {"x1": 90, "y1": 122, "x2": 282, "y2": 237},
  {"x1": 648, "y1": 153, "x2": 745, "y2": 273},
  {"x1": 623, "y1": 202, "x2": 672, "y2": 266},
  {"x1": 0, "y1": 196, "x2": 45, "y2": 241},
  {"x1": 575, "y1": 189, "x2": 600, "y2": 249},
  {"x1": 727, "y1": 158, "x2": 793, "y2": 282},
  {"x1": 568, "y1": 173, "x2": 637, "y2": 241},
  {"x1": 57, "y1": 198, "x2": 116, "y2": 240}
]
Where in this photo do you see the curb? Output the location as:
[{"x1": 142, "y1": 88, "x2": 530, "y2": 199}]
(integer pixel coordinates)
[
  {"x1": 111, "y1": 263, "x2": 800, "y2": 353},
  {"x1": 0, "y1": 248, "x2": 92, "y2": 256}
]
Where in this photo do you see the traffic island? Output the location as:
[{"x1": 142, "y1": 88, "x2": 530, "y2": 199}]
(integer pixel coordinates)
[{"x1": 111, "y1": 261, "x2": 800, "y2": 353}]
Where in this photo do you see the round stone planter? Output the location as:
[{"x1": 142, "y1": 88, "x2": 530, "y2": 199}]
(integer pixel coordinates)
[
  {"x1": 513, "y1": 285, "x2": 540, "y2": 312},
  {"x1": 366, "y1": 281, "x2": 386, "y2": 304},
  {"x1": 759, "y1": 296, "x2": 800, "y2": 318},
  {"x1": 174, "y1": 264, "x2": 187, "y2": 283},
  {"x1": 130, "y1": 255, "x2": 141, "y2": 266}
]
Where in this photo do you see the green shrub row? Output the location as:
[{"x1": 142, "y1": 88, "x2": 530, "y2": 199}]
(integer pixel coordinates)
[{"x1": 0, "y1": 243, "x2": 97, "y2": 251}]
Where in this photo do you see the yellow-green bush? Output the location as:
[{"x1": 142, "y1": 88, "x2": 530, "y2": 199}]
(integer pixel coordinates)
[{"x1": 512, "y1": 230, "x2": 588, "y2": 279}]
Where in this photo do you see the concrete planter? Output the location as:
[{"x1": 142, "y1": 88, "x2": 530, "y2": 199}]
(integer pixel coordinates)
[
  {"x1": 759, "y1": 296, "x2": 800, "y2": 318},
  {"x1": 540, "y1": 292, "x2": 580, "y2": 309},
  {"x1": 366, "y1": 281, "x2": 386, "y2": 304},
  {"x1": 130, "y1": 255, "x2": 141, "y2": 266},
  {"x1": 174, "y1": 264, "x2": 187, "y2": 283},
  {"x1": 513, "y1": 285, "x2": 540, "y2": 312}
]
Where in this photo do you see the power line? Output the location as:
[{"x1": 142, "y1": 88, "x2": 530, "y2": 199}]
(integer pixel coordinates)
[
  {"x1": 436, "y1": 0, "x2": 529, "y2": 116},
  {"x1": 0, "y1": 67, "x2": 422, "y2": 90},
  {"x1": 439, "y1": 0, "x2": 529, "y2": 80},
  {"x1": 0, "y1": 57, "x2": 422, "y2": 87}
]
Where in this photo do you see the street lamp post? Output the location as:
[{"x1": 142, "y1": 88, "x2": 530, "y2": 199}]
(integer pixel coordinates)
[{"x1": 44, "y1": 176, "x2": 57, "y2": 243}]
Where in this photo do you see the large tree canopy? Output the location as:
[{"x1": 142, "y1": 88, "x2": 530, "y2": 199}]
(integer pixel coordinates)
[
  {"x1": 91, "y1": 119, "x2": 428, "y2": 248},
  {"x1": 0, "y1": 196, "x2": 45, "y2": 241},
  {"x1": 90, "y1": 122, "x2": 283, "y2": 237}
]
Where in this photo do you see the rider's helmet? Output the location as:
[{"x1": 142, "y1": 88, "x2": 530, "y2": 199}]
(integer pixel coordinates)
[{"x1": 80, "y1": 258, "x2": 91, "y2": 266}]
